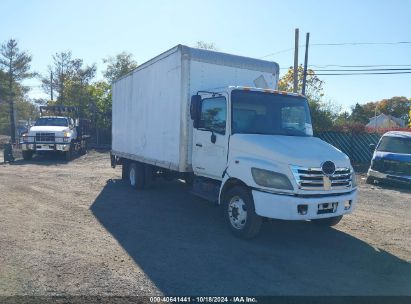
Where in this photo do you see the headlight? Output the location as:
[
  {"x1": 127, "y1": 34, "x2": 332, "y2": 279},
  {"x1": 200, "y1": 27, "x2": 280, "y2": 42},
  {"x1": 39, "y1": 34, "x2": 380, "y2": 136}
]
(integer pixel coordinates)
[
  {"x1": 251, "y1": 168, "x2": 294, "y2": 190},
  {"x1": 22, "y1": 134, "x2": 28, "y2": 142},
  {"x1": 63, "y1": 132, "x2": 71, "y2": 142}
]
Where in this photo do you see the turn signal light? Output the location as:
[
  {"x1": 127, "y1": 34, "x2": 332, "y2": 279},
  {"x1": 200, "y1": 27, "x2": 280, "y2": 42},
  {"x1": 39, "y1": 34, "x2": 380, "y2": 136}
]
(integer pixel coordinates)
[{"x1": 297, "y1": 204, "x2": 308, "y2": 215}]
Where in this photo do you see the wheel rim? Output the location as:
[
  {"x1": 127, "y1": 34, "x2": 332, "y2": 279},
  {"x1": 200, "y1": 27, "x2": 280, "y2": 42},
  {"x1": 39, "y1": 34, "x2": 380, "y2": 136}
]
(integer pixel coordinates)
[
  {"x1": 228, "y1": 196, "x2": 247, "y2": 230},
  {"x1": 129, "y1": 167, "x2": 136, "y2": 186}
]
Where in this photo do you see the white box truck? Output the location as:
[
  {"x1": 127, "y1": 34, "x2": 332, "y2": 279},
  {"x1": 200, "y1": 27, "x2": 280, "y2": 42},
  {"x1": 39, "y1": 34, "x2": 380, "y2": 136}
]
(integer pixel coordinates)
[{"x1": 111, "y1": 45, "x2": 358, "y2": 238}]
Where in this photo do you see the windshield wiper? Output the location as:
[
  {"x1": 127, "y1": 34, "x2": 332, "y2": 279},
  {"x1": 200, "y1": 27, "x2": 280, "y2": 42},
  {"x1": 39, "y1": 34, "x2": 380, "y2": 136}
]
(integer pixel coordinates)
[{"x1": 282, "y1": 129, "x2": 307, "y2": 136}]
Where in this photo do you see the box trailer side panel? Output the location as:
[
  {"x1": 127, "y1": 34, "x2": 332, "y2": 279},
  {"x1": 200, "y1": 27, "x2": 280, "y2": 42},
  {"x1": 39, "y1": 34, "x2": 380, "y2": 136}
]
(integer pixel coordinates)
[
  {"x1": 112, "y1": 49, "x2": 183, "y2": 170},
  {"x1": 112, "y1": 45, "x2": 280, "y2": 172}
]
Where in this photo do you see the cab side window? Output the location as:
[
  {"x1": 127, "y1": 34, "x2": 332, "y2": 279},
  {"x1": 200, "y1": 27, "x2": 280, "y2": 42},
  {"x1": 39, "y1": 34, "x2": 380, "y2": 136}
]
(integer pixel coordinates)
[{"x1": 200, "y1": 97, "x2": 227, "y2": 134}]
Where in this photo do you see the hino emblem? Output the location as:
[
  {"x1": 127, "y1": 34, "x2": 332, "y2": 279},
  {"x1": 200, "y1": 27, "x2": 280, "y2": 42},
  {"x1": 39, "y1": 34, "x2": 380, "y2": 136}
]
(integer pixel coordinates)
[{"x1": 321, "y1": 161, "x2": 336, "y2": 176}]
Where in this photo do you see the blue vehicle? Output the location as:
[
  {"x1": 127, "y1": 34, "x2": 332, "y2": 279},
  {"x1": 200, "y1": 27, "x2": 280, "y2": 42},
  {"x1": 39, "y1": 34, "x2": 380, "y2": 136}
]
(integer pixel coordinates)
[{"x1": 367, "y1": 131, "x2": 411, "y2": 185}]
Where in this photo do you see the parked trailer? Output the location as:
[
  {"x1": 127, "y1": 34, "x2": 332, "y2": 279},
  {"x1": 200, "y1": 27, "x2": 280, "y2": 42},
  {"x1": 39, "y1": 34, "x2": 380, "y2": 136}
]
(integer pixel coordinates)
[{"x1": 111, "y1": 45, "x2": 358, "y2": 238}]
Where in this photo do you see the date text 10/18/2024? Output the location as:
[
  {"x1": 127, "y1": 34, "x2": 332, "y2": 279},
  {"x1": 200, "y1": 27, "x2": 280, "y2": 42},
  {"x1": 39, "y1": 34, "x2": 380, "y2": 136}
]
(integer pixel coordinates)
[{"x1": 150, "y1": 297, "x2": 257, "y2": 303}]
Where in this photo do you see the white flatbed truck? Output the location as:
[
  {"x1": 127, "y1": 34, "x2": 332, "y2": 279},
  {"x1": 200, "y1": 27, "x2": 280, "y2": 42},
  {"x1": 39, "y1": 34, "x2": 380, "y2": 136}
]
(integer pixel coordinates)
[{"x1": 21, "y1": 106, "x2": 89, "y2": 161}]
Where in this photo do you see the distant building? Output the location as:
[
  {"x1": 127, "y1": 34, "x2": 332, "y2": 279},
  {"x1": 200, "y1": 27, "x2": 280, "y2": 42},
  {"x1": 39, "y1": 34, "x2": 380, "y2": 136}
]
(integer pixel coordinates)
[{"x1": 366, "y1": 113, "x2": 406, "y2": 129}]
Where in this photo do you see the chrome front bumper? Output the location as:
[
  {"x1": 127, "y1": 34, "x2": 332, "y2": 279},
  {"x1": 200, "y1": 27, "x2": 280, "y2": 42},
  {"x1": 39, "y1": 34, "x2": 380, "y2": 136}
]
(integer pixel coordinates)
[
  {"x1": 22, "y1": 143, "x2": 70, "y2": 152},
  {"x1": 252, "y1": 189, "x2": 358, "y2": 220}
]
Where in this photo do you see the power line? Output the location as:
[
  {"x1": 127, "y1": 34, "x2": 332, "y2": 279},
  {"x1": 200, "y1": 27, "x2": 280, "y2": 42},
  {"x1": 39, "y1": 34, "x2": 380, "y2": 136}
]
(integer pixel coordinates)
[
  {"x1": 260, "y1": 48, "x2": 296, "y2": 58},
  {"x1": 313, "y1": 68, "x2": 411, "y2": 72},
  {"x1": 311, "y1": 41, "x2": 411, "y2": 46},
  {"x1": 308, "y1": 71, "x2": 411, "y2": 75},
  {"x1": 310, "y1": 64, "x2": 411, "y2": 68},
  {"x1": 280, "y1": 66, "x2": 411, "y2": 71},
  {"x1": 260, "y1": 41, "x2": 411, "y2": 59}
]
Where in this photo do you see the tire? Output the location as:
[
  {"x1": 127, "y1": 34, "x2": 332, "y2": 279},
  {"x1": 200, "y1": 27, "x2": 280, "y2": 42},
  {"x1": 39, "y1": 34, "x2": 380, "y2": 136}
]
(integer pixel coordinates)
[
  {"x1": 22, "y1": 150, "x2": 33, "y2": 161},
  {"x1": 184, "y1": 174, "x2": 194, "y2": 187},
  {"x1": 313, "y1": 215, "x2": 343, "y2": 226},
  {"x1": 144, "y1": 164, "x2": 154, "y2": 188},
  {"x1": 65, "y1": 144, "x2": 73, "y2": 161},
  {"x1": 222, "y1": 186, "x2": 262, "y2": 239},
  {"x1": 128, "y1": 162, "x2": 145, "y2": 189},
  {"x1": 80, "y1": 140, "x2": 87, "y2": 155},
  {"x1": 366, "y1": 176, "x2": 375, "y2": 184},
  {"x1": 122, "y1": 161, "x2": 129, "y2": 180}
]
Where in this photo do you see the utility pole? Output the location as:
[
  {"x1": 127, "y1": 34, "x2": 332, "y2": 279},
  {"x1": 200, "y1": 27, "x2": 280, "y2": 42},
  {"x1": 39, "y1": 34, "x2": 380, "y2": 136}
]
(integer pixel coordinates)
[
  {"x1": 293, "y1": 28, "x2": 299, "y2": 93},
  {"x1": 302, "y1": 32, "x2": 310, "y2": 96},
  {"x1": 50, "y1": 71, "x2": 54, "y2": 101},
  {"x1": 374, "y1": 104, "x2": 378, "y2": 129}
]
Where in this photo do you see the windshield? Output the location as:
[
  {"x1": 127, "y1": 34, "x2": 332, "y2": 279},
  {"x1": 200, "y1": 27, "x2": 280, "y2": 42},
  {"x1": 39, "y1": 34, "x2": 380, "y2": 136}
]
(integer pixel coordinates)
[
  {"x1": 377, "y1": 136, "x2": 411, "y2": 154},
  {"x1": 231, "y1": 90, "x2": 312, "y2": 136},
  {"x1": 35, "y1": 117, "x2": 69, "y2": 127}
]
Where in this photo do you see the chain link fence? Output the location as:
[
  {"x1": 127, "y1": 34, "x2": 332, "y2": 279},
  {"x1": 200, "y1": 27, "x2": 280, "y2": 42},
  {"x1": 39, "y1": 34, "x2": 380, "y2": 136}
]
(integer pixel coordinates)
[
  {"x1": 316, "y1": 131, "x2": 382, "y2": 165},
  {"x1": 88, "y1": 127, "x2": 111, "y2": 149}
]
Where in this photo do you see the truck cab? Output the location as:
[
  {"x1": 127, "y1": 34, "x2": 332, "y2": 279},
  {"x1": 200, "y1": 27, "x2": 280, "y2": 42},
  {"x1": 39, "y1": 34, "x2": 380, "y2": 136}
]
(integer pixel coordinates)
[{"x1": 190, "y1": 86, "x2": 358, "y2": 238}]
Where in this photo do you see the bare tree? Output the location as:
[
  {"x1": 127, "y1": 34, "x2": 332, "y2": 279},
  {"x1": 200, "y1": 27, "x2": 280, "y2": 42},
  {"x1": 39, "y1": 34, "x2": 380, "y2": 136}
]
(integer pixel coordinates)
[
  {"x1": 42, "y1": 51, "x2": 96, "y2": 104},
  {"x1": 0, "y1": 39, "x2": 35, "y2": 142},
  {"x1": 194, "y1": 41, "x2": 218, "y2": 51}
]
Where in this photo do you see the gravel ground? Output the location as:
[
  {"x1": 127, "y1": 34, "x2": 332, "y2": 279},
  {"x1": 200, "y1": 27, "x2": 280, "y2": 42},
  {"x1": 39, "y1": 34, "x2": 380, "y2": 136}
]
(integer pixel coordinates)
[{"x1": 0, "y1": 151, "x2": 410, "y2": 296}]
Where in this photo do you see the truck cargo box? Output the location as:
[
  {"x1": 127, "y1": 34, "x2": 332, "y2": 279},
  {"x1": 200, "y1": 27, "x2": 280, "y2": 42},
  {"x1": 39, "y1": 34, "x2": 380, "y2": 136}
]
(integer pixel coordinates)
[{"x1": 112, "y1": 45, "x2": 279, "y2": 172}]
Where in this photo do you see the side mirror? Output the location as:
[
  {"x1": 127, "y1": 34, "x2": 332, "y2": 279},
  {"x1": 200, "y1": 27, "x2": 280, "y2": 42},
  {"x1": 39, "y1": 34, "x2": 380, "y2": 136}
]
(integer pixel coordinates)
[
  {"x1": 190, "y1": 95, "x2": 202, "y2": 128},
  {"x1": 369, "y1": 144, "x2": 376, "y2": 151}
]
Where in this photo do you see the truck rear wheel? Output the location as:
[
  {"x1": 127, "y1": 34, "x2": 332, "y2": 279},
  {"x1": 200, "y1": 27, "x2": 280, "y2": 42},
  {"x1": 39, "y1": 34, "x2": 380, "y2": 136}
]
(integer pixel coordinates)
[
  {"x1": 312, "y1": 215, "x2": 343, "y2": 226},
  {"x1": 65, "y1": 144, "x2": 73, "y2": 161},
  {"x1": 80, "y1": 140, "x2": 87, "y2": 155},
  {"x1": 22, "y1": 150, "x2": 33, "y2": 161},
  {"x1": 122, "y1": 162, "x2": 129, "y2": 180},
  {"x1": 222, "y1": 186, "x2": 262, "y2": 239},
  {"x1": 128, "y1": 162, "x2": 145, "y2": 189}
]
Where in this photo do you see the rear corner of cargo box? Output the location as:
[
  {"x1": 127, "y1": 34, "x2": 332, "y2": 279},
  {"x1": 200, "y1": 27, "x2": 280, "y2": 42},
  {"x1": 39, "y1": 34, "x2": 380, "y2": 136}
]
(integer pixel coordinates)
[{"x1": 112, "y1": 48, "x2": 186, "y2": 171}]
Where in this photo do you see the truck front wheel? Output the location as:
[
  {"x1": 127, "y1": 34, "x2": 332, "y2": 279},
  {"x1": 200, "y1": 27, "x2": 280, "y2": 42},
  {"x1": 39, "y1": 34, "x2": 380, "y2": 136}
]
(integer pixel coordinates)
[
  {"x1": 312, "y1": 215, "x2": 343, "y2": 226},
  {"x1": 128, "y1": 162, "x2": 145, "y2": 189},
  {"x1": 22, "y1": 150, "x2": 33, "y2": 161},
  {"x1": 222, "y1": 186, "x2": 262, "y2": 239}
]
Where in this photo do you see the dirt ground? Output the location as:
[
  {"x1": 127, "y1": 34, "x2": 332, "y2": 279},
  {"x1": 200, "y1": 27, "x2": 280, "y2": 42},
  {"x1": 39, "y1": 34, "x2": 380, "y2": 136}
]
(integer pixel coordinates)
[{"x1": 0, "y1": 150, "x2": 410, "y2": 296}]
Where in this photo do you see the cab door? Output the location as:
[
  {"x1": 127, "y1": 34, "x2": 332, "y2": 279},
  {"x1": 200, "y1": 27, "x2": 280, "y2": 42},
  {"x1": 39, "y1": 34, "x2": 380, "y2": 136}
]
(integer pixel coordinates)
[{"x1": 192, "y1": 96, "x2": 229, "y2": 180}]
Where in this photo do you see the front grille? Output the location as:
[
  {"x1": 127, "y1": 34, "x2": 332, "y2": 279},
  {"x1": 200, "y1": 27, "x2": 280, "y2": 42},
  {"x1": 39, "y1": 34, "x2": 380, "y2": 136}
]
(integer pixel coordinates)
[
  {"x1": 372, "y1": 159, "x2": 411, "y2": 176},
  {"x1": 35, "y1": 132, "x2": 55, "y2": 142},
  {"x1": 291, "y1": 166, "x2": 352, "y2": 190}
]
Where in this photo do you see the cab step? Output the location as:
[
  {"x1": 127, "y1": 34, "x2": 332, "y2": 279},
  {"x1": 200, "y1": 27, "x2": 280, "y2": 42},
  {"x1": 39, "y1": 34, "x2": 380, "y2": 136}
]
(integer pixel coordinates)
[{"x1": 191, "y1": 177, "x2": 221, "y2": 203}]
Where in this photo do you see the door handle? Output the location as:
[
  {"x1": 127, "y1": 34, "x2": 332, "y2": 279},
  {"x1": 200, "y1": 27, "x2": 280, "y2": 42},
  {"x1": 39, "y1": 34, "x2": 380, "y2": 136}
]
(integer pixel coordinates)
[{"x1": 196, "y1": 143, "x2": 203, "y2": 147}]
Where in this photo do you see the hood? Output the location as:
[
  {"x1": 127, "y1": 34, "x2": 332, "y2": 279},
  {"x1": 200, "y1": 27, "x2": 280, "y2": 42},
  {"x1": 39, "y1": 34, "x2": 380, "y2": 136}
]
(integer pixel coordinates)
[
  {"x1": 374, "y1": 151, "x2": 411, "y2": 163},
  {"x1": 29, "y1": 126, "x2": 69, "y2": 133},
  {"x1": 230, "y1": 134, "x2": 350, "y2": 168}
]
